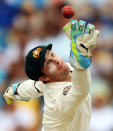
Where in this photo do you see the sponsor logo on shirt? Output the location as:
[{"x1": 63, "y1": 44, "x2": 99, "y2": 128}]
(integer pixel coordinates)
[{"x1": 63, "y1": 85, "x2": 71, "y2": 95}]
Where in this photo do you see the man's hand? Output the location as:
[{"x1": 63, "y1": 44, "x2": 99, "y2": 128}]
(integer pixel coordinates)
[
  {"x1": 63, "y1": 19, "x2": 100, "y2": 69},
  {"x1": 3, "y1": 85, "x2": 14, "y2": 105},
  {"x1": 4, "y1": 83, "x2": 30, "y2": 105}
]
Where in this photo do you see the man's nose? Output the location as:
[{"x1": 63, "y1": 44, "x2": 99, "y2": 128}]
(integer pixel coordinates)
[{"x1": 50, "y1": 58, "x2": 60, "y2": 65}]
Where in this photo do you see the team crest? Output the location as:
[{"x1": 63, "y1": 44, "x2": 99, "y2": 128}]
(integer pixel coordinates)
[
  {"x1": 33, "y1": 48, "x2": 42, "y2": 58},
  {"x1": 63, "y1": 85, "x2": 71, "y2": 95}
]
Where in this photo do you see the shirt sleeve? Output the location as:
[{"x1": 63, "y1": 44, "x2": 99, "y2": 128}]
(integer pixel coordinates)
[
  {"x1": 16, "y1": 80, "x2": 43, "y2": 99},
  {"x1": 56, "y1": 68, "x2": 91, "y2": 114},
  {"x1": 4, "y1": 79, "x2": 44, "y2": 102},
  {"x1": 68, "y1": 68, "x2": 91, "y2": 106}
]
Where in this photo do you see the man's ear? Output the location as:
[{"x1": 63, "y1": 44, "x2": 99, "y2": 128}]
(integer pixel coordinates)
[{"x1": 39, "y1": 75, "x2": 50, "y2": 82}]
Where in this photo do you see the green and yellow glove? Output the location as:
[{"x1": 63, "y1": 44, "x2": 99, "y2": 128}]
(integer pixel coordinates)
[
  {"x1": 3, "y1": 83, "x2": 30, "y2": 105},
  {"x1": 63, "y1": 19, "x2": 100, "y2": 70},
  {"x1": 3, "y1": 85, "x2": 14, "y2": 105}
]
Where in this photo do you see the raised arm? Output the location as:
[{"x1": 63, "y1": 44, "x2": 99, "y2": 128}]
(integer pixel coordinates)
[
  {"x1": 61, "y1": 19, "x2": 100, "y2": 109},
  {"x1": 3, "y1": 80, "x2": 44, "y2": 104}
]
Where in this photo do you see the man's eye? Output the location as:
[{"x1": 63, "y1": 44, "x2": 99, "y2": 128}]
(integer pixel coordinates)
[
  {"x1": 51, "y1": 53, "x2": 54, "y2": 57},
  {"x1": 47, "y1": 61, "x2": 50, "y2": 65}
]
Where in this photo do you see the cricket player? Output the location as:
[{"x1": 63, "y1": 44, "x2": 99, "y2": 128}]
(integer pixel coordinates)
[{"x1": 4, "y1": 19, "x2": 99, "y2": 131}]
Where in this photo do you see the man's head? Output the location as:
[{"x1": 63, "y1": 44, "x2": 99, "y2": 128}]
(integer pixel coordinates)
[{"x1": 25, "y1": 44, "x2": 71, "y2": 82}]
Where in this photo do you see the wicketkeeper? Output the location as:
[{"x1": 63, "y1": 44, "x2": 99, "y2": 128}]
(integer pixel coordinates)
[{"x1": 4, "y1": 19, "x2": 99, "y2": 131}]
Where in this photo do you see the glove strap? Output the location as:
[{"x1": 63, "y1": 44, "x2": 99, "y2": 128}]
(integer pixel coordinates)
[{"x1": 12, "y1": 83, "x2": 18, "y2": 95}]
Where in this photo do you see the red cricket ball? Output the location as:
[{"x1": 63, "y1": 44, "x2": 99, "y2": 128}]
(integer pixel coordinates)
[{"x1": 61, "y1": 5, "x2": 75, "y2": 19}]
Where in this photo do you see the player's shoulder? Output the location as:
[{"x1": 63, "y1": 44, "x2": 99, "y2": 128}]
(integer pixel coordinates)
[{"x1": 35, "y1": 80, "x2": 45, "y2": 92}]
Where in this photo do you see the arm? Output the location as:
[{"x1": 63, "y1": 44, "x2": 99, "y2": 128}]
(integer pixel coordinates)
[
  {"x1": 61, "y1": 20, "x2": 99, "y2": 109},
  {"x1": 3, "y1": 80, "x2": 44, "y2": 104}
]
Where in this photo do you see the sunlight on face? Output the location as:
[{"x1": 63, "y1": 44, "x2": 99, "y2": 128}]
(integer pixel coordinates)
[{"x1": 48, "y1": 63, "x2": 57, "y2": 74}]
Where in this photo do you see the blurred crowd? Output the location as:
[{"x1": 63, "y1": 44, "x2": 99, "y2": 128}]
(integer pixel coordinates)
[{"x1": 0, "y1": 0, "x2": 113, "y2": 131}]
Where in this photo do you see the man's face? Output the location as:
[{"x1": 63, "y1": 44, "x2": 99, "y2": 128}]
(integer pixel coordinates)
[{"x1": 41, "y1": 50, "x2": 70, "y2": 82}]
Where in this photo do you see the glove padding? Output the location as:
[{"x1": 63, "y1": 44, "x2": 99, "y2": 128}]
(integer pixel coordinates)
[
  {"x1": 63, "y1": 19, "x2": 100, "y2": 69},
  {"x1": 4, "y1": 83, "x2": 30, "y2": 105},
  {"x1": 3, "y1": 85, "x2": 15, "y2": 105}
]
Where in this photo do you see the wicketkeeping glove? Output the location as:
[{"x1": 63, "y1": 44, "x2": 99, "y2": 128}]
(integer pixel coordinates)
[
  {"x1": 3, "y1": 83, "x2": 30, "y2": 105},
  {"x1": 63, "y1": 19, "x2": 100, "y2": 70}
]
